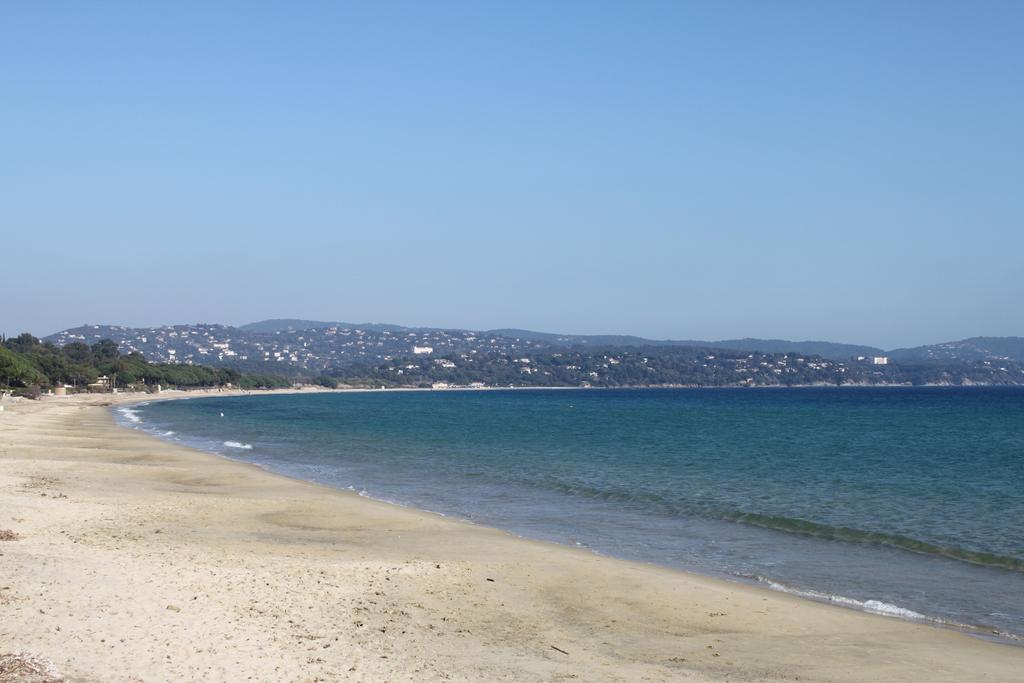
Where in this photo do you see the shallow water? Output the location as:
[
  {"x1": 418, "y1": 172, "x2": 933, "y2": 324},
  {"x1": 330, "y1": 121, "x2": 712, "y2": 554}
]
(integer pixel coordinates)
[{"x1": 121, "y1": 387, "x2": 1024, "y2": 639}]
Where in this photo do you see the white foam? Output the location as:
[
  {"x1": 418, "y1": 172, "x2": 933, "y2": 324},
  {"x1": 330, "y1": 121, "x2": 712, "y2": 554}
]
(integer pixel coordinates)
[
  {"x1": 223, "y1": 441, "x2": 253, "y2": 450},
  {"x1": 863, "y1": 600, "x2": 926, "y2": 619},
  {"x1": 757, "y1": 577, "x2": 927, "y2": 621},
  {"x1": 162, "y1": 430, "x2": 175, "y2": 437},
  {"x1": 118, "y1": 407, "x2": 142, "y2": 424}
]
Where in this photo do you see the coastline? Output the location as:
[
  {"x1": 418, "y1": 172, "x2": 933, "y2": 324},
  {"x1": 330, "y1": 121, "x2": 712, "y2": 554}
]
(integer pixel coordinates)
[
  {"x1": 2, "y1": 391, "x2": 1022, "y2": 681},
  {"x1": 126, "y1": 388, "x2": 1024, "y2": 639}
]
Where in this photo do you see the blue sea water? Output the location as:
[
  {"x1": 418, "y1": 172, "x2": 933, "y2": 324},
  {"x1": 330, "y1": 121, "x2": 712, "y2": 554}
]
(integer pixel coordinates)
[{"x1": 118, "y1": 387, "x2": 1024, "y2": 640}]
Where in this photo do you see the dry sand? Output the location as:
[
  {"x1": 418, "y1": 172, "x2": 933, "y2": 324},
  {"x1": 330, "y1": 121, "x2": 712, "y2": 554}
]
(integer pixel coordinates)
[{"x1": 1, "y1": 391, "x2": 1021, "y2": 682}]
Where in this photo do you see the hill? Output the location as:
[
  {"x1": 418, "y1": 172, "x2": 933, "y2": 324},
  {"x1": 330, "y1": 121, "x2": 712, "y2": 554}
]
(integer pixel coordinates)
[
  {"x1": 888, "y1": 337, "x2": 1024, "y2": 364},
  {"x1": 238, "y1": 319, "x2": 414, "y2": 334},
  {"x1": 237, "y1": 321, "x2": 883, "y2": 361},
  {"x1": 39, "y1": 322, "x2": 1024, "y2": 377},
  {"x1": 484, "y1": 329, "x2": 881, "y2": 360}
]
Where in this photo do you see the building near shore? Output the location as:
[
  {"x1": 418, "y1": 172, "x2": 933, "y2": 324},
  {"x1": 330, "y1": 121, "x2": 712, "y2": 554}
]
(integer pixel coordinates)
[{"x1": 86, "y1": 376, "x2": 111, "y2": 391}]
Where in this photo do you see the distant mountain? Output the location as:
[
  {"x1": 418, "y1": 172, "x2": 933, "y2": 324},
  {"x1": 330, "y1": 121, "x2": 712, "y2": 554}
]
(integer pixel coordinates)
[
  {"x1": 41, "y1": 321, "x2": 1024, "y2": 371},
  {"x1": 44, "y1": 322, "x2": 553, "y2": 374},
  {"x1": 238, "y1": 319, "x2": 337, "y2": 333},
  {"x1": 243, "y1": 321, "x2": 885, "y2": 361},
  {"x1": 888, "y1": 337, "x2": 1024, "y2": 364},
  {"x1": 484, "y1": 328, "x2": 675, "y2": 347},
  {"x1": 703, "y1": 338, "x2": 884, "y2": 359},
  {"x1": 484, "y1": 329, "x2": 881, "y2": 360},
  {"x1": 21, "y1": 325, "x2": 1024, "y2": 389},
  {"x1": 238, "y1": 319, "x2": 413, "y2": 334}
]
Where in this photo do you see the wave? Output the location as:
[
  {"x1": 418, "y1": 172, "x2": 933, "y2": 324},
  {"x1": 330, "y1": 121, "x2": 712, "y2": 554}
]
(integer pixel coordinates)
[
  {"x1": 722, "y1": 511, "x2": 1024, "y2": 574},
  {"x1": 117, "y1": 407, "x2": 142, "y2": 424},
  {"x1": 223, "y1": 441, "x2": 253, "y2": 450},
  {"x1": 503, "y1": 477, "x2": 1024, "y2": 573},
  {"x1": 750, "y1": 574, "x2": 1023, "y2": 642},
  {"x1": 755, "y1": 576, "x2": 929, "y2": 620}
]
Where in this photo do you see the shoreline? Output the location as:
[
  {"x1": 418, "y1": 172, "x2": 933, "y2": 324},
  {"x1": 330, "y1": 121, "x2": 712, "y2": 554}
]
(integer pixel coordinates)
[
  {"x1": 121, "y1": 390, "x2": 1023, "y2": 645},
  {"x1": 404, "y1": 384, "x2": 1021, "y2": 391},
  {"x1": 2, "y1": 391, "x2": 1022, "y2": 680}
]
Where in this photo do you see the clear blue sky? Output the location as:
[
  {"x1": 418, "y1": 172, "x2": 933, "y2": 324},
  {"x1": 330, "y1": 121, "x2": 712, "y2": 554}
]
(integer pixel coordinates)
[{"x1": 3, "y1": 1, "x2": 1021, "y2": 349}]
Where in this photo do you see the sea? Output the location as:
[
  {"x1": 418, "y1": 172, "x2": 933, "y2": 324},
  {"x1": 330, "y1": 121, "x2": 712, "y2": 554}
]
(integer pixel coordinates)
[{"x1": 116, "y1": 387, "x2": 1024, "y2": 641}]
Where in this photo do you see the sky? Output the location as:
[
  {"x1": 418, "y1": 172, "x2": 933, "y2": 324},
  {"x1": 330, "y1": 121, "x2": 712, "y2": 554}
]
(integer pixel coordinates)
[{"x1": 2, "y1": 1, "x2": 1022, "y2": 349}]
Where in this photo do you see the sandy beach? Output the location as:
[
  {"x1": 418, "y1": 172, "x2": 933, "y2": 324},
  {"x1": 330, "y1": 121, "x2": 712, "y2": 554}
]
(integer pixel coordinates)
[{"x1": 1, "y1": 391, "x2": 1022, "y2": 682}]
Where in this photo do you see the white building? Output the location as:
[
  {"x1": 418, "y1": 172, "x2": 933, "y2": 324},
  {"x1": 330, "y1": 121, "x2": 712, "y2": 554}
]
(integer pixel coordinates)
[
  {"x1": 872, "y1": 356, "x2": 889, "y2": 365},
  {"x1": 413, "y1": 346, "x2": 433, "y2": 355}
]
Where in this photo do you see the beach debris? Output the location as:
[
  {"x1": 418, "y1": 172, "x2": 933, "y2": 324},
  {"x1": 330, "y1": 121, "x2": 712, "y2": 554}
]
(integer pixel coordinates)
[
  {"x1": 0, "y1": 530, "x2": 19, "y2": 542},
  {"x1": 0, "y1": 652, "x2": 62, "y2": 682},
  {"x1": 550, "y1": 645, "x2": 569, "y2": 655},
  {"x1": 166, "y1": 604, "x2": 181, "y2": 612},
  {"x1": 485, "y1": 577, "x2": 495, "y2": 582}
]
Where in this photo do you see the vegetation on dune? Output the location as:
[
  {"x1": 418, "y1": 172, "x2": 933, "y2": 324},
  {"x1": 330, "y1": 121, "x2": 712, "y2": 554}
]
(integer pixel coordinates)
[
  {"x1": 0, "y1": 333, "x2": 291, "y2": 394},
  {"x1": 0, "y1": 346, "x2": 48, "y2": 388}
]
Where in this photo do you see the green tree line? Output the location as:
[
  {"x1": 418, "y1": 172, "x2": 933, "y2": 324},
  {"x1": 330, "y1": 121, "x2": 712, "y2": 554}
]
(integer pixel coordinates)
[{"x1": 0, "y1": 333, "x2": 291, "y2": 393}]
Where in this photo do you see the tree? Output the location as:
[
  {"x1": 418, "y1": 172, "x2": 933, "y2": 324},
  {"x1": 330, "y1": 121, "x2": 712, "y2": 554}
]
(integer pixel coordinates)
[
  {"x1": 0, "y1": 347, "x2": 47, "y2": 388},
  {"x1": 91, "y1": 339, "x2": 120, "y2": 360},
  {"x1": 62, "y1": 342, "x2": 92, "y2": 364},
  {"x1": 4, "y1": 333, "x2": 41, "y2": 354}
]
